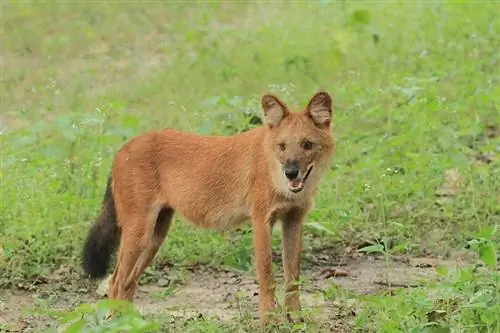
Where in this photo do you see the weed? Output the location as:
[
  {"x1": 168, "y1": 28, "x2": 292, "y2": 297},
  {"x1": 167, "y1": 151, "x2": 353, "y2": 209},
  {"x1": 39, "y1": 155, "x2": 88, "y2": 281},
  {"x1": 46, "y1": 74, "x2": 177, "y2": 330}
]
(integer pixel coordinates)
[{"x1": 355, "y1": 227, "x2": 500, "y2": 333}]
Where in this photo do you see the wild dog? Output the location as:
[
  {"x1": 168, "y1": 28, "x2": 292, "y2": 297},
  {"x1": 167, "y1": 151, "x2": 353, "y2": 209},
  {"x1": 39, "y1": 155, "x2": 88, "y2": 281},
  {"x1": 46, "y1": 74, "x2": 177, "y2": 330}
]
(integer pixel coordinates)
[{"x1": 81, "y1": 91, "x2": 336, "y2": 323}]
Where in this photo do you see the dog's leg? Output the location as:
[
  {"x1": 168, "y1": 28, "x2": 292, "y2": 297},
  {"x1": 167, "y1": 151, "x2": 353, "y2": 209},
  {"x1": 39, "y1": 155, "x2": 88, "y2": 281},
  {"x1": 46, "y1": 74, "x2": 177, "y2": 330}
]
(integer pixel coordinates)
[
  {"x1": 281, "y1": 208, "x2": 305, "y2": 316},
  {"x1": 108, "y1": 218, "x2": 145, "y2": 301},
  {"x1": 252, "y1": 214, "x2": 276, "y2": 324},
  {"x1": 123, "y1": 207, "x2": 174, "y2": 288}
]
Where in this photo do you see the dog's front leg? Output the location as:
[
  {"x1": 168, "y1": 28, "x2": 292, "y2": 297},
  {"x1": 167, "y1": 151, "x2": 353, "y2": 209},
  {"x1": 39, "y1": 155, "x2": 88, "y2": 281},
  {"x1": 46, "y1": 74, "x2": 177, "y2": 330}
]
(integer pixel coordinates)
[
  {"x1": 282, "y1": 207, "x2": 306, "y2": 317},
  {"x1": 252, "y1": 214, "x2": 276, "y2": 324}
]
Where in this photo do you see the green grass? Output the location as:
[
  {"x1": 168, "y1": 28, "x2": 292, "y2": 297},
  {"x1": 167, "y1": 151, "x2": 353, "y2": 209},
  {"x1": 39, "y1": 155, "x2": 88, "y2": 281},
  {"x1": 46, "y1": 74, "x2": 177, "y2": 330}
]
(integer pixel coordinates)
[{"x1": 1, "y1": 1, "x2": 499, "y2": 332}]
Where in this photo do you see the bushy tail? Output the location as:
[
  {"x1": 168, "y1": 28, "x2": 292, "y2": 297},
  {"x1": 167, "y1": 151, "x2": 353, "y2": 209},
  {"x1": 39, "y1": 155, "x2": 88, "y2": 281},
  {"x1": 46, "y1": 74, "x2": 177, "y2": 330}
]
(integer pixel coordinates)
[{"x1": 81, "y1": 176, "x2": 120, "y2": 279}]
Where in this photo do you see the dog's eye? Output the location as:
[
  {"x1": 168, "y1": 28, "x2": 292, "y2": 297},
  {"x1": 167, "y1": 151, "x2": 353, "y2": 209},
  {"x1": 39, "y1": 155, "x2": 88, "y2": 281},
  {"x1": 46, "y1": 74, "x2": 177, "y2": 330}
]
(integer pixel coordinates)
[
  {"x1": 301, "y1": 140, "x2": 313, "y2": 150},
  {"x1": 278, "y1": 142, "x2": 286, "y2": 151}
]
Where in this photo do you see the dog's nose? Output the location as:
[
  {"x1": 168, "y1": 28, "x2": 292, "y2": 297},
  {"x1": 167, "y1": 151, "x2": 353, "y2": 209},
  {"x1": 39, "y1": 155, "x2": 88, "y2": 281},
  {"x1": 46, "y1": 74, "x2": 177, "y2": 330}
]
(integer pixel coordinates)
[
  {"x1": 284, "y1": 160, "x2": 300, "y2": 180},
  {"x1": 285, "y1": 168, "x2": 299, "y2": 180}
]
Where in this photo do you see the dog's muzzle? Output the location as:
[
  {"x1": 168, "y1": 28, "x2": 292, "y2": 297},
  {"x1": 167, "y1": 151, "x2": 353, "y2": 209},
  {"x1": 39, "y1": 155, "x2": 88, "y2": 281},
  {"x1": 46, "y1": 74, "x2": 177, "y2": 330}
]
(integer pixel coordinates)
[{"x1": 286, "y1": 164, "x2": 314, "y2": 193}]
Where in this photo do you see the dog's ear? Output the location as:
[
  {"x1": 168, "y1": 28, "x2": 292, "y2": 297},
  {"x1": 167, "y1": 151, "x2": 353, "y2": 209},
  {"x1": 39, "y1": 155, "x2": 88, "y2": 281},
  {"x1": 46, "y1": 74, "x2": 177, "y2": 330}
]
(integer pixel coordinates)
[
  {"x1": 306, "y1": 91, "x2": 332, "y2": 128},
  {"x1": 261, "y1": 94, "x2": 290, "y2": 127}
]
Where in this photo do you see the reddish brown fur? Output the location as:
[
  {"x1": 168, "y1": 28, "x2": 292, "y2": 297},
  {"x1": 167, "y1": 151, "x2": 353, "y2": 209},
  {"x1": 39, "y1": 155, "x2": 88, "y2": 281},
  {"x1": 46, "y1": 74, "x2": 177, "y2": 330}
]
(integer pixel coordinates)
[{"x1": 81, "y1": 91, "x2": 336, "y2": 323}]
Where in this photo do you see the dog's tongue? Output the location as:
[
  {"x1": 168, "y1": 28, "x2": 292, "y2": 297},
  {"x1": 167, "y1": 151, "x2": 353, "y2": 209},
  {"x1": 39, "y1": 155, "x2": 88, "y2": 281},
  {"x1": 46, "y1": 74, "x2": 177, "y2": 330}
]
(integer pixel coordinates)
[{"x1": 290, "y1": 179, "x2": 303, "y2": 188}]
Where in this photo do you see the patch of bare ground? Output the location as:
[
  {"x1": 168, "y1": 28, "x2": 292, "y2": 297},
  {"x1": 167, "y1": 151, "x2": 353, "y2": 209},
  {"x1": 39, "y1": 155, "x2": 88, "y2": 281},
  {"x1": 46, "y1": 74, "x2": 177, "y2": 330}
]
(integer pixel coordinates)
[{"x1": 0, "y1": 246, "x2": 474, "y2": 333}]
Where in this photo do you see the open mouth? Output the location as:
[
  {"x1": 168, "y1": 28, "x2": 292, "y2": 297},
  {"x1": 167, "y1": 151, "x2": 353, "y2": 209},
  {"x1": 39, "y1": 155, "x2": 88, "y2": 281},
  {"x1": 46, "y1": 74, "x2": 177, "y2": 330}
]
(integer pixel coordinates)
[{"x1": 287, "y1": 165, "x2": 314, "y2": 193}]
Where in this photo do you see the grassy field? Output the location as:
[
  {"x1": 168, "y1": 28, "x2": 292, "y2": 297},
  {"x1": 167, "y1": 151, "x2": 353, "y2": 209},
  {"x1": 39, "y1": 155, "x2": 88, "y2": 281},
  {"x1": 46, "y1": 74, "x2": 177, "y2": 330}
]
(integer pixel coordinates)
[{"x1": 1, "y1": 1, "x2": 499, "y2": 332}]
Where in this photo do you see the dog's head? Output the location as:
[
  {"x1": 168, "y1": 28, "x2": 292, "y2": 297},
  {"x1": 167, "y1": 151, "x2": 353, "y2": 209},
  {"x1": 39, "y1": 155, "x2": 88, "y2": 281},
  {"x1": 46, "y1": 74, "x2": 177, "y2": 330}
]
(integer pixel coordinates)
[{"x1": 261, "y1": 91, "x2": 335, "y2": 195}]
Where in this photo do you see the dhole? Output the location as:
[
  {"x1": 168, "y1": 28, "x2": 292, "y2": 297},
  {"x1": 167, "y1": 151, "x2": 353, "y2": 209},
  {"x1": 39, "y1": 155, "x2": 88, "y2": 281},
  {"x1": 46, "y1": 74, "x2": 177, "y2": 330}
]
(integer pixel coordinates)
[{"x1": 82, "y1": 91, "x2": 335, "y2": 323}]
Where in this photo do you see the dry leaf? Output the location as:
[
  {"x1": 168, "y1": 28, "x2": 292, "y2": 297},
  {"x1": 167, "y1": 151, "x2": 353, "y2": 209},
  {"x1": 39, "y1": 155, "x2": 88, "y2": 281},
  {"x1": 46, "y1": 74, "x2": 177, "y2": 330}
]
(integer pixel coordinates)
[
  {"x1": 409, "y1": 257, "x2": 439, "y2": 268},
  {"x1": 50, "y1": 265, "x2": 71, "y2": 282},
  {"x1": 389, "y1": 203, "x2": 418, "y2": 218},
  {"x1": 484, "y1": 124, "x2": 499, "y2": 139},
  {"x1": 427, "y1": 309, "x2": 448, "y2": 322},
  {"x1": 363, "y1": 203, "x2": 377, "y2": 216},
  {"x1": 157, "y1": 277, "x2": 170, "y2": 287},
  {"x1": 435, "y1": 168, "x2": 465, "y2": 197},
  {"x1": 474, "y1": 152, "x2": 497, "y2": 164},
  {"x1": 320, "y1": 268, "x2": 350, "y2": 279}
]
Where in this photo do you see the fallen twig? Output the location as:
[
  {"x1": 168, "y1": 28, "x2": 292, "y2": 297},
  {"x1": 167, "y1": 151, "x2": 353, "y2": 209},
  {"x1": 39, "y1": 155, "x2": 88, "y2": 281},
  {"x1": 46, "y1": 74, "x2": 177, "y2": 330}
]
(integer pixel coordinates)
[{"x1": 372, "y1": 280, "x2": 422, "y2": 288}]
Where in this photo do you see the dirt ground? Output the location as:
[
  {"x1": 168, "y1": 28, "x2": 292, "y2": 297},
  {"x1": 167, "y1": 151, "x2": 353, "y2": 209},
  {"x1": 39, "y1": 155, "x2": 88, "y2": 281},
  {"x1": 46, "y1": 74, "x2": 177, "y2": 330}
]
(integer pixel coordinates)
[{"x1": 0, "y1": 247, "x2": 473, "y2": 333}]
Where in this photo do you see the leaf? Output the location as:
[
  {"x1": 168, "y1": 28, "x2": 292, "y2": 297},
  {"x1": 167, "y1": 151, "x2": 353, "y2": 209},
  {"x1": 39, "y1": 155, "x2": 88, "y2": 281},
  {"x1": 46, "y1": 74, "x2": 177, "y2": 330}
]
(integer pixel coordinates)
[
  {"x1": 392, "y1": 243, "x2": 408, "y2": 253},
  {"x1": 197, "y1": 122, "x2": 214, "y2": 135},
  {"x1": 349, "y1": 9, "x2": 371, "y2": 26},
  {"x1": 41, "y1": 146, "x2": 67, "y2": 160},
  {"x1": 435, "y1": 266, "x2": 449, "y2": 276},
  {"x1": 55, "y1": 115, "x2": 75, "y2": 129},
  {"x1": 478, "y1": 243, "x2": 497, "y2": 269},
  {"x1": 121, "y1": 114, "x2": 140, "y2": 130},
  {"x1": 60, "y1": 303, "x2": 92, "y2": 324},
  {"x1": 477, "y1": 225, "x2": 497, "y2": 240},
  {"x1": 202, "y1": 95, "x2": 222, "y2": 107},
  {"x1": 307, "y1": 221, "x2": 336, "y2": 236},
  {"x1": 62, "y1": 320, "x2": 87, "y2": 333},
  {"x1": 469, "y1": 289, "x2": 489, "y2": 305},
  {"x1": 61, "y1": 127, "x2": 78, "y2": 141},
  {"x1": 463, "y1": 302, "x2": 489, "y2": 309},
  {"x1": 358, "y1": 243, "x2": 384, "y2": 253},
  {"x1": 421, "y1": 327, "x2": 451, "y2": 333}
]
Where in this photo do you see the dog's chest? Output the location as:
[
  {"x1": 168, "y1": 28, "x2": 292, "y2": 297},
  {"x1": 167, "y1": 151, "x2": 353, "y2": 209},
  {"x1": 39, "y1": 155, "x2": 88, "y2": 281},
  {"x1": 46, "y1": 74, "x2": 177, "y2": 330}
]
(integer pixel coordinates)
[{"x1": 273, "y1": 194, "x2": 313, "y2": 219}]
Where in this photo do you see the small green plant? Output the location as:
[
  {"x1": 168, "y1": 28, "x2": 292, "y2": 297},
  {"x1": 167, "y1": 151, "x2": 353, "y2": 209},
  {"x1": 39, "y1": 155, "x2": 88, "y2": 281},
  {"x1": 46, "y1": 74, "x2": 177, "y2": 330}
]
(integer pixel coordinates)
[
  {"x1": 48, "y1": 299, "x2": 158, "y2": 333},
  {"x1": 355, "y1": 226, "x2": 500, "y2": 333},
  {"x1": 466, "y1": 225, "x2": 498, "y2": 270}
]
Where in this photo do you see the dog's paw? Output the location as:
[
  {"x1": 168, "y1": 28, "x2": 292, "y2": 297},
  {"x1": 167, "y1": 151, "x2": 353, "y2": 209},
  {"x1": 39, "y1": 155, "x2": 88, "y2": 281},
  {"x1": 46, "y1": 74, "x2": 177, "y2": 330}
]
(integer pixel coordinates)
[{"x1": 96, "y1": 274, "x2": 112, "y2": 297}]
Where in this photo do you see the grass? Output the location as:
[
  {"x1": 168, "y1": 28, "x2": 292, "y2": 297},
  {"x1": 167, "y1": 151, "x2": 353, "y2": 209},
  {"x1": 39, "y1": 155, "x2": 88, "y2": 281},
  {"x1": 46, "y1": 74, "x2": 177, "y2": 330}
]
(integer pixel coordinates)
[{"x1": 1, "y1": 1, "x2": 499, "y2": 332}]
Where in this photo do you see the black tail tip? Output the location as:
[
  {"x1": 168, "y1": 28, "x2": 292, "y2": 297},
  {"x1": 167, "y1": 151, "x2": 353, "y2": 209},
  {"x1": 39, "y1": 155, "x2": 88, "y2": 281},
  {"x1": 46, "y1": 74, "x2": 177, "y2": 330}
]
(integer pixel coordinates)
[{"x1": 81, "y1": 225, "x2": 115, "y2": 279}]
